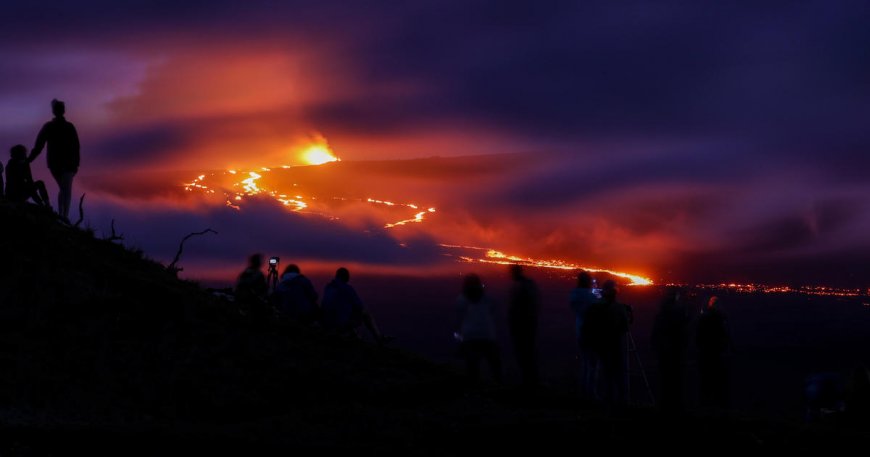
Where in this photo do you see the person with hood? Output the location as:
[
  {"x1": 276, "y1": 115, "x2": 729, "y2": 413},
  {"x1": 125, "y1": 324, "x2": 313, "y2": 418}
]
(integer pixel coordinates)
[{"x1": 271, "y1": 264, "x2": 319, "y2": 323}]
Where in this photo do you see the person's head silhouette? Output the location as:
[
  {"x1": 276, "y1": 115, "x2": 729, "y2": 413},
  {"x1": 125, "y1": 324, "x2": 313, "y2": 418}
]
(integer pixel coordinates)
[
  {"x1": 10, "y1": 144, "x2": 27, "y2": 160},
  {"x1": 51, "y1": 99, "x2": 65, "y2": 117},
  {"x1": 601, "y1": 279, "x2": 618, "y2": 302},
  {"x1": 462, "y1": 274, "x2": 484, "y2": 302},
  {"x1": 707, "y1": 295, "x2": 719, "y2": 310},
  {"x1": 247, "y1": 253, "x2": 263, "y2": 269},
  {"x1": 663, "y1": 285, "x2": 682, "y2": 304},
  {"x1": 335, "y1": 267, "x2": 350, "y2": 283},
  {"x1": 577, "y1": 270, "x2": 592, "y2": 288},
  {"x1": 283, "y1": 264, "x2": 300, "y2": 275},
  {"x1": 509, "y1": 264, "x2": 524, "y2": 281}
]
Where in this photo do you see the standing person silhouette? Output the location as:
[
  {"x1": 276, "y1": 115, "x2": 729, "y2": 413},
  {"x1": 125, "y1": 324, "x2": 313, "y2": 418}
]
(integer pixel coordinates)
[
  {"x1": 456, "y1": 274, "x2": 502, "y2": 385},
  {"x1": 583, "y1": 280, "x2": 631, "y2": 407},
  {"x1": 508, "y1": 264, "x2": 540, "y2": 390},
  {"x1": 570, "y1": 270, "x2": 600, "y2": 400},
  {"x1": 29, "y1": 99, "x2": 80, "y2": 221},
  {"x1": 235, "y1": 254, "x2": 270, "y2": 325},
  {"x1": 697, "y1": 295, "x2": 730, "y2": 410},
  {"x1": 651, "y1": 286, "x2": 690, "y2": 415}
]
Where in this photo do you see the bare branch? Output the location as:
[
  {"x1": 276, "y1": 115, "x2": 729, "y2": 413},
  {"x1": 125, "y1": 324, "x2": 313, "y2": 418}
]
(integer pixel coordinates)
[
  {"x1": 105, "y1": 219, "x2": 124, "y2": 242},
  {"x1": 73, "y1": 193, "x2": 86, "y2": 228},
  {"x1": 167, "y1": 228, "x2": 218, "y2": 276}
]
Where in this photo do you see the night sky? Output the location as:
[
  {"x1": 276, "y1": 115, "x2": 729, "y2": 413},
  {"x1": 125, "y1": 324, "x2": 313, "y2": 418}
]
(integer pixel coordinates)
[{"x1": 2, "y1": 1, "x2": 868, "y2": 286}]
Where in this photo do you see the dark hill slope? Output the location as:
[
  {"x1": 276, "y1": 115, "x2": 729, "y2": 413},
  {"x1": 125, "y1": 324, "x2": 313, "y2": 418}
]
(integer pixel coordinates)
[{"x1": 0, "y1": 202, "x2": 864, "y2": 454}]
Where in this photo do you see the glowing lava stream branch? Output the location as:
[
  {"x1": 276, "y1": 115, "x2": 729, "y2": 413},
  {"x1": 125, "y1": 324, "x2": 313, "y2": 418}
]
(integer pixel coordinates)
[
  {"x1": 185, "y1": 169, "x2": 436, "y2": 227},
  {"x1": 439, "y1": 244, "x2": 654, "y2": 286}
]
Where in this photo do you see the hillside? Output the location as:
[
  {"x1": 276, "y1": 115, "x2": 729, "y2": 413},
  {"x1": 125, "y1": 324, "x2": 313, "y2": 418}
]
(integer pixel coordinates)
[{"x1": 0, "y1": 202, "x2": 864, "y2": 454}]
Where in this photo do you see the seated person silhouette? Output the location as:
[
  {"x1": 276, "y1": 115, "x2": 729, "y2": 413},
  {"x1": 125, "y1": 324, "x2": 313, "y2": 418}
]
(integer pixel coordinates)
[
  {"x1": 6, "y1": 145, "x2": 50, "y2": 206},
  {"x1": 271, "y1": 264, "x2": 319, "y2": 324}
]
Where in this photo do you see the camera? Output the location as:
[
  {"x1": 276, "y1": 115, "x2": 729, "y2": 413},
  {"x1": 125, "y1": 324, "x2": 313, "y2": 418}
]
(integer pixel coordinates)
[{"x1": 269, "y1": 256, "x2": 279, "y2": 266}]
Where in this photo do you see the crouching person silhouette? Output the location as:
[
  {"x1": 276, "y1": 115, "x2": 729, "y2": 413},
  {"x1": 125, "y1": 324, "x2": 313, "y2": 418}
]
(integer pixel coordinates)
[
  {"x1": 321, "y1": 267, "x2": 390, "y2": 344},
  {"x1": 6, "y1": 145, "x2": 50, "y2": 206}
]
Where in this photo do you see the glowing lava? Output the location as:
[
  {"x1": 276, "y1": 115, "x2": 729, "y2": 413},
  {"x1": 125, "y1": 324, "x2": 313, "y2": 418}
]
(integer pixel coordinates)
[
  {"x1": 183, "y1": 142, "x2": 653, "y2": 286},
  {"x1": 441, "y1": 244, "x2": 654, "y2": 286},
  {"x1": 183, "y1": 139, "x2": 434, "y2": 226},
  {"x1": 300, "y1": 142, "x2": 339, "y2": 165}
]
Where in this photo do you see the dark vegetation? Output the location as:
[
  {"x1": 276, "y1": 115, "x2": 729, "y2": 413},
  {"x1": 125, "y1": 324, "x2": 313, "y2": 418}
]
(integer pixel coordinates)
[{"x1": 0, "y1": 202, "x2": 864, "y2": 454}]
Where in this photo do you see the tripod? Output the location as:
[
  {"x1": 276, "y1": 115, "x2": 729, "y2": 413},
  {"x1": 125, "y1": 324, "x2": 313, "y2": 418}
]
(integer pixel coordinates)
[
  {"x1": 266, "y1": 263, "x2": 279, "y2": 293},
  {"x1": 626, "y1": 331, "x2": 655, "y2": 406}
]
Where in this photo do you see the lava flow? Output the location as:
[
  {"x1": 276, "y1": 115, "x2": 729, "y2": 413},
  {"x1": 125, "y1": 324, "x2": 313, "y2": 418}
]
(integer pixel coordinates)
[
  {"x1": 181, "y1": 137, "x2": 652, "y2": 286},
  {"x1": 440, "y1": 244, "x2": 654, "y2": 286},
  {"x1": 184, "y1": 139, "x2": 435, "y2": 228}
]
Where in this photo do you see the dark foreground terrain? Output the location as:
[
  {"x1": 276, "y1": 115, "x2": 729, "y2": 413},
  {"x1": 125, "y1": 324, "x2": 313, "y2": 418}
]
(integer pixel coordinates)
[{"x1": 0, "y1": 202, "x2": 865, "y2": 454}]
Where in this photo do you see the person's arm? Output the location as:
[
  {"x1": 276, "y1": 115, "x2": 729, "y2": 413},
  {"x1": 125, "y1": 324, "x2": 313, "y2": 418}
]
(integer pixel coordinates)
[
  {"x1": 23, "y1": 163, "x2": 34, "y2": 186},
  {"x1": 306, "y1": 278, "x2": 319, "y2": 307},
  {"x1": 71, "y1": 123, "x2": 80, "y2": 170},
  {"x1": 455, "y1": 298, "x2": 467, "y2": 334},
  {"x1": 29, "y1": 124, "x2": 48, "y2": 163}
]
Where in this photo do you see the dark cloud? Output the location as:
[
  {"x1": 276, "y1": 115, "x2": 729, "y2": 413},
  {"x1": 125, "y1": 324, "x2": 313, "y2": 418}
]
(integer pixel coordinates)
[{"x1": 86, "y1": 196, "x2": 445, "y2": 275}]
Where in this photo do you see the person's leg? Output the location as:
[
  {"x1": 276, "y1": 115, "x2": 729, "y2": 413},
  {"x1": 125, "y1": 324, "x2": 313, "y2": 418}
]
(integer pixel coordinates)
[
  {"x1": 521, "y1": 336, "x2": 538, "y2": 388},
  {"x1": 699, "y1": 355, "x2": 712, "y2": 408},
  {"x1": 484, "y1": 341, "x2": 502, "y2": 384},
  {"x1": 50, "y1": 169, "x2": 62, "y2": 213},
  {"x1": 33, "y1": 181, "x2": 50, "y2": 207},
  {"x1": 583, "y1": 349, "x2": 602, "y2": 401},
  {"x1": 513, "y1": 327, "x2": 538, "y2": 388},
  {"x1": 463, "y1": 341, "x2": 481, "y2": 385},
  {"x1": 362, "y1": 313, "x2": 385, "y2": 343},
  {"x1": 58, "y1": 171, "x2": 75, "y2": 219},
  {"x1": 50, "y1": 170, "x2": 67, "y2": 218},
  {"x1": 714, "y1": 355, "x2": 730, "y2": 409}
]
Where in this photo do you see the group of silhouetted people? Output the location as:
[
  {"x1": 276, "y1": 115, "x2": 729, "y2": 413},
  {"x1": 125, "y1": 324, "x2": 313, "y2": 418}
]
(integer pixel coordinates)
[
  {"x1": 454, "y1": 265, "x2": 543, "y2": 391},
  {"x1": 454, "y1": 266, "x2": 734, "y2": 412},
  {"x1": 453, "y1": 267, "x2": 633, "y2": 400},
  {"x1": 2, "y1": 99, "x2": 80, "y2": 220},
  {"x1": 650, "y1": 289, "x2": 732, "y2": 414},
  {"x1": 234, "y1": 254, "x2": 389, "y2": 344}
]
